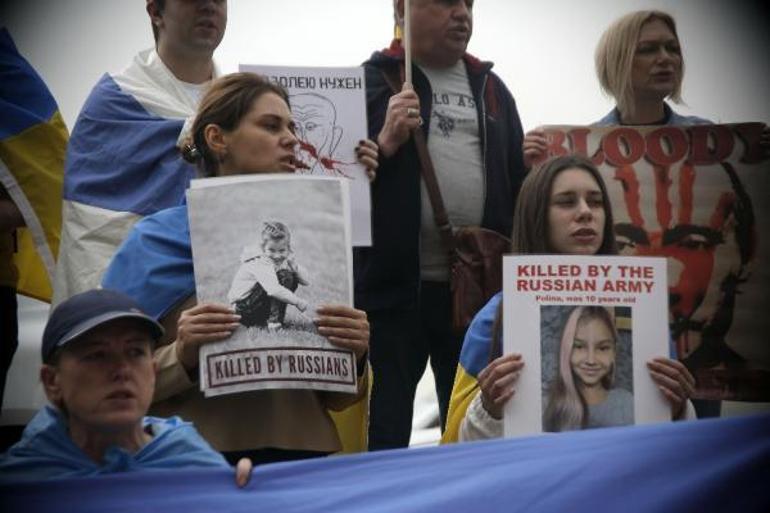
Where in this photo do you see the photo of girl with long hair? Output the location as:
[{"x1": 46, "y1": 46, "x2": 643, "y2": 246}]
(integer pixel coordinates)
[{"x1": 541, "y1": 305, "x2": 633, "y2": 432}]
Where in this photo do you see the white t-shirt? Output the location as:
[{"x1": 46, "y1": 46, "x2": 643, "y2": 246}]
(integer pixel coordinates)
[
  {"x1": 418, "y1": 61, "x2": 484, "y2": 281},
  {"x1": 176, "y1": 79, "x2": 208, "y2": 104}
]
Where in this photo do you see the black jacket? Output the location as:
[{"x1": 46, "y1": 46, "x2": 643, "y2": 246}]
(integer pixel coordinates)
[{"x1": 354, "y1": 40, "x2": 526, "y2": 311}]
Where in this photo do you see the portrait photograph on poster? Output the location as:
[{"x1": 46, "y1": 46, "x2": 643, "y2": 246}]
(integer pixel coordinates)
[
  {"x1": 540, "y1": 305, "x2": 634, "y2": 433},
  {"x1": 186, "y1": 175, "x2": 357, "y2": 397},
  {"x1": 534, "y1": 123, "x2": 770, "y2": 402},
  {"x1": 239, "y1": 63, "x2": 371, "y2": 246},
  {"x1": 503, "y1": 255, "x2": 670, "y2": 438}
]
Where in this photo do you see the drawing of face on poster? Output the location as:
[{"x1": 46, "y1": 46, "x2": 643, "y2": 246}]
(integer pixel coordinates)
[
  {"x1": 605, "y1": 160, "x2": 756, "y2": 369},
  {"x1": 290, "y1": 93, "x2": 348, "y2": 176}
]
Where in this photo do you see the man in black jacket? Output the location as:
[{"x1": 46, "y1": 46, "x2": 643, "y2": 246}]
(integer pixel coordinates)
[{"x1": 357, "y1": 0, "x2": 527, "y2": 449}]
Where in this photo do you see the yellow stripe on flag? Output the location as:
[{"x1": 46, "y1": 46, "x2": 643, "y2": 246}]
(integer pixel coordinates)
[{"x1": 0, "y1": 111, "x2": 67, "y2": 301}]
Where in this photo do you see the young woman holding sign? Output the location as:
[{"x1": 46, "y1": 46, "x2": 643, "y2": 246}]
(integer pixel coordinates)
[
  {"x1": 102, "y1": 72, "x2": 378, "y2": 465},
  {"x1": 441, "y1": 155, "x2": 695, "y2": 443}
]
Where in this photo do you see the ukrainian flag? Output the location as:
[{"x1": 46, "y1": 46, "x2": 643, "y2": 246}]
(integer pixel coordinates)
[
  {"x1": 442, "y1": 293, "x2": 501, "y2": 443},
  {"x1": 0, "y1": 28, "x2": 67, "y2": 302}
]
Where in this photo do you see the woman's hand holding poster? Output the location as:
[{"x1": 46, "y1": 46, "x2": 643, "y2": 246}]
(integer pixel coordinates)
[{"x1": 187, "y1": 175, "x2": 357, "y2": 397}]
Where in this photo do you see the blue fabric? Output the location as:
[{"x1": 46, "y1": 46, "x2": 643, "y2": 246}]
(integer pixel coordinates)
[
  {"x1": 0, "y1": 405, "x2": 229, "y2": 482},
  {"x1": 595, "y1": 103, "x2": 712, "y2": 126},
  {"x1": 63, "y1": 74, "x2": 192, "y2": 215},
  {"x1": 0, "y1": 28, "x2": 58, "y2": 138},
  {"x1": 1, "y1": 414, "x2": 767, "y2": 513},
  {"x1": 458, "y1": 292, "x2": 501, "y2": 378},
  {"x1": 101, "y1": 205, "x2": 194, "y2": 319}
]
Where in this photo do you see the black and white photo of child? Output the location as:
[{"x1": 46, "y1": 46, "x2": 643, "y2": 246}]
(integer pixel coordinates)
[{"x1": 228, "y1": 221, "x2": 309, "y2": 330}]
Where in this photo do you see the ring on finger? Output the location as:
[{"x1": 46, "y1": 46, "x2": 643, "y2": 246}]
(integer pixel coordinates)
[{"x1": 406, "y1": 107, "x2": 419, "y2": 118}]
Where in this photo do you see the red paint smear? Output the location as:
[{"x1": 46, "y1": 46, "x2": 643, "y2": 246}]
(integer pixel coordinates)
[
  {"x1": 623, "y1": 162, "x2": 720, "y2": 358},
  {"x1": 298, "y1": 141, "x2": 353, "y2": 178},
  {"x1": 678, "y1": 163, "x2": 695, "y2": 225},
  {"x1": 709, "y1": 192, "x2": 735, "y2": 233},
  {"x1": 653, "y1": 165, "x2": 672, "y2": 230},
  {"x1": 636, "y1": 239, "x2": 715, "y2": 357},
  {"x1": 614, "y1": 165, "x2": 644, "y2": 226}
]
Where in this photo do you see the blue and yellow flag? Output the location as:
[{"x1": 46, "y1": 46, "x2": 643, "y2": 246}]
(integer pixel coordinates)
[
  {"x1": 442, "y1": 293, "x2": 500, "y2": 444},
  {"x1": 0, "y1": 27, "x2": 67, "y2": 302},
  {"x1": 53, "y1": 47, "x2": 207, "y2": 304}
]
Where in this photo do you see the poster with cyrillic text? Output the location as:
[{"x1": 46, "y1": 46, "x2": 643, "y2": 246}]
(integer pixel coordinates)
[
  {"x1": 503, "y1": 255, "x2": 669, "y2": 438},
  {"x1": 239, "y1": 64, "x2": 371, "y2": 247},
  {"x1": 187, "y1": 175, "x2": 357, "y2": 397}
]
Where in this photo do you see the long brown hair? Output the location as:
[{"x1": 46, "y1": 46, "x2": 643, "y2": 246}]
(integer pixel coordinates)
[
  {"x1": 181, "y1": 72, "x2": 290, "y2": 177},
  {"x1": 490, "y1": 155, "x2": 617, "y2": 359}
]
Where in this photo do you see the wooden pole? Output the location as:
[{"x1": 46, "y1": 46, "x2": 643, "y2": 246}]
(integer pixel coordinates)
[{"x1": 404, "y1": 0, "x2": 412, "y2": 87}]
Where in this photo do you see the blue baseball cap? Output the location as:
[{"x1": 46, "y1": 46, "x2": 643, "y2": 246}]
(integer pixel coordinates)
[{"x1": 41, "y1": 289, "x2": 164, "y2": 363}]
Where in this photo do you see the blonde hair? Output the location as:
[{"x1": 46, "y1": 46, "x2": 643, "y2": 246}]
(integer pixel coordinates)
[{"x1": 595, "y1": 10, "x2": 683, "y2": 118}]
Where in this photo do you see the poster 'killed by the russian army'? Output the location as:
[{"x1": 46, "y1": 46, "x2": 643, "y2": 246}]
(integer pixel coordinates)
[{"x1": 503, "y1": 255, "x2": 670, "y2": 438}]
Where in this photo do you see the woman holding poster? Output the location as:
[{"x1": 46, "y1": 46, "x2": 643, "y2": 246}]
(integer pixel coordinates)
[
  {"x1": 441, "y1": 155, "x2": 696, "y2": 443},
  {"x1": 524, "y1": 10, "x2": 769, "y2": 160},
  {"x1": 523, "y1": 10, "x2": 769, "y2": 417},
  {"x1": 523, "y1": 10, "x2": 709, "y2": 169},
  {"x1": 103, "y1": 73, "x2": 379, "y2": 465}
]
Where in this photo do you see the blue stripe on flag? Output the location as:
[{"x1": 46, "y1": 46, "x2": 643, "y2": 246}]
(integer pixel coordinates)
[
  {"x1": 102, "y1": 205, "x2": 195, "y2": 319},
  {"x1": 0, "y1": 28, "x2": 58, "y2": 139},
  {"x1": 458, "y1": 292, "x2": 501, "y2": 378},
  {"x1": 63, "y1": 74, "x2": 194, "y2": 215}
]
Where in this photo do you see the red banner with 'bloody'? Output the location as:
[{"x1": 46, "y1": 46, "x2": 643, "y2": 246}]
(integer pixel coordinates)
[{"x1": 539, "y1": 123, "x2": 768, "y2": 401}]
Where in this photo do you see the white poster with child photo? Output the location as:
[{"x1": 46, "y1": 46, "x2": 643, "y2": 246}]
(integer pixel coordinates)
[
  {"x1": 502, "y1": 255, "x2": 670, "y2": 437},
  {"x1": 187, "y1": 175, "x2": 357, "y2": 397}
]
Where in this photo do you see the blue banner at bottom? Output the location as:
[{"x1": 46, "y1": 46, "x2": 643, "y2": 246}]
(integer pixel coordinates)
[{"x1": 1, "y1": 414, "x2": 768, "y2": 513}]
